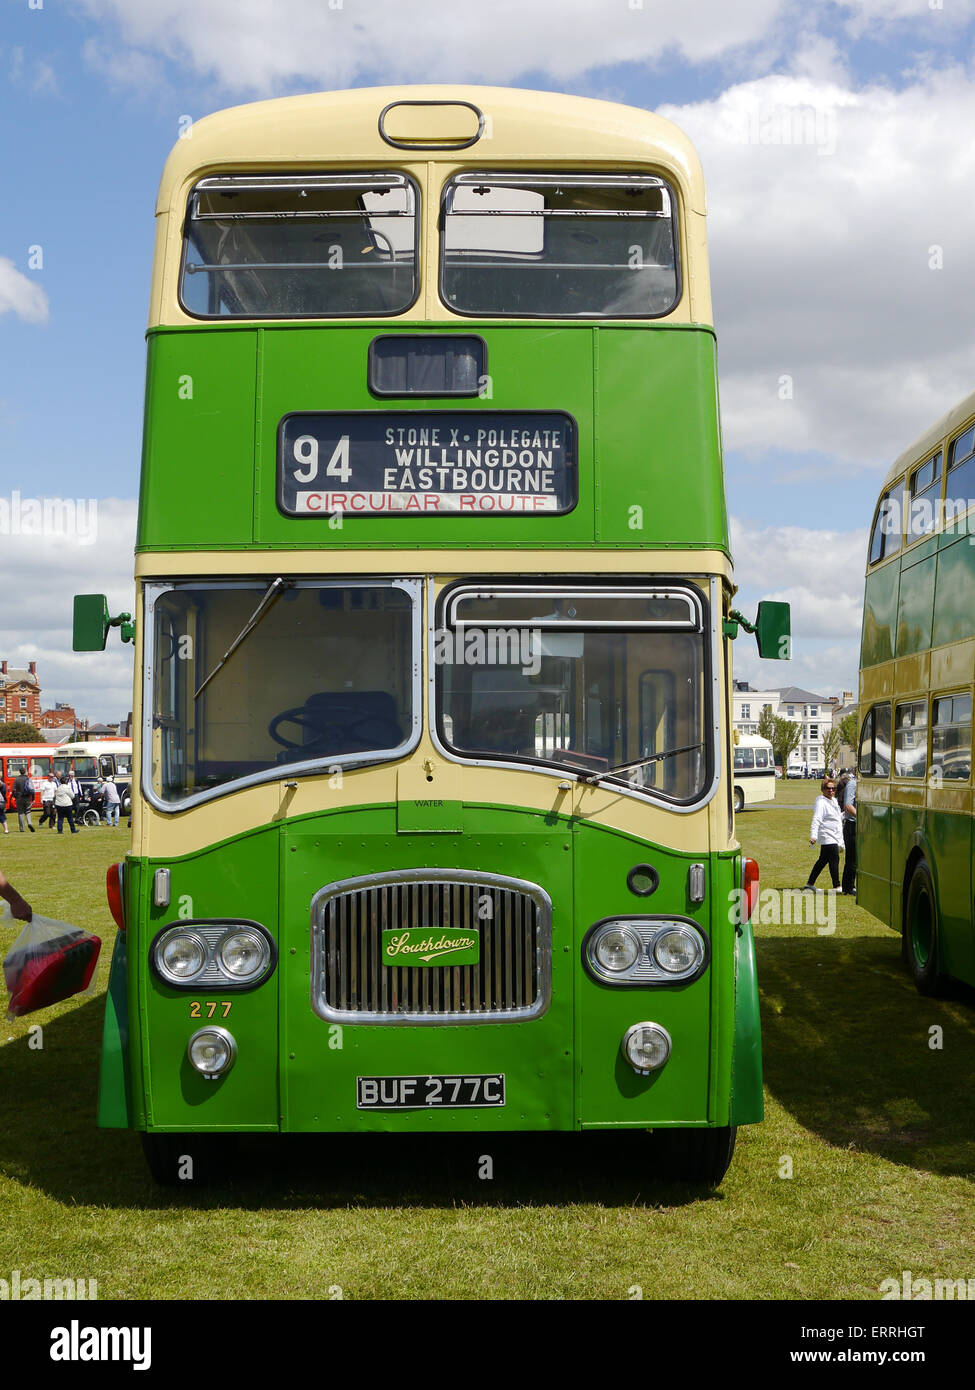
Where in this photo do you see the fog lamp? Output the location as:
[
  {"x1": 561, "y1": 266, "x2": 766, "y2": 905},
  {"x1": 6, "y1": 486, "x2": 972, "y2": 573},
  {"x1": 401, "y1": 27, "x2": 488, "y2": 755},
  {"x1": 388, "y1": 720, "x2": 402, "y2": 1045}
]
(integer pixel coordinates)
[
  {"x1": 621, "y1": 1022, "x2": 672, "y2": 1075},
  {"x1": 187, "y1": 1026, "x2": 237, "y2": 1080}
]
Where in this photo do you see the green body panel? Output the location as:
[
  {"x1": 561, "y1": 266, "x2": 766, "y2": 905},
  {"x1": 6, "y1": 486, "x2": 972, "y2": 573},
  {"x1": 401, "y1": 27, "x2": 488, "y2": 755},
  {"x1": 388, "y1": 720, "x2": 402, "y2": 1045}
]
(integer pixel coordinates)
[
  {"x1": 591, "y1": 329, "x2": 726, "y2": 548},
  {"x1": 115, "y1": 804, "x2": 749, "y2": 1133},
  {"x1": 861, "y1": 563, "x2": 899, "y2": 668},
  {"x1": 96, "y1": 931, "x2": 131, "y2": 1128},
  {"x1": 136, "y1": 323, "x2": 729, "y2": 554},
  {"x1": 862, "y1": 531, "x2": 975, "y2": 670},
  {"x1": 932, "y1": 535, "x2": 975, "y2": 648},
  {"x1": 859, "y1": 803, "x2": 975, "y2": 988},
  {"x1": 895, "y1": 552, "x2": 936, "y2": 657},
  {"x1": 858, "y1": 797, "x2": 892, "y2": 924},
  {"x1": 729, "y1": 919, "x2": 763, "y2": 1126}
]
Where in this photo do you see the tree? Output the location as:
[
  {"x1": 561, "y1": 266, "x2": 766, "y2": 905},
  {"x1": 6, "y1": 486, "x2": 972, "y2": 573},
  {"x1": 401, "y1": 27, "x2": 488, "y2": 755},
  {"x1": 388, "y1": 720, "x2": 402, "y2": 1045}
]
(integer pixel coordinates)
[
  {"x1": 757, "y1": 704, "x2": 776, "y2": 744},
  {"x1": 821, "y1": 725, "x2": 841, "y2": 772},
  {"x1": 0, "y1": 722, "x2": 45, "y2": 743},
  {"x1": 838, "y1": 711, "x2": 859, "y2": 755},
  {"x1": 769, "y1": 715, "x2": 802, "y2": 771}
]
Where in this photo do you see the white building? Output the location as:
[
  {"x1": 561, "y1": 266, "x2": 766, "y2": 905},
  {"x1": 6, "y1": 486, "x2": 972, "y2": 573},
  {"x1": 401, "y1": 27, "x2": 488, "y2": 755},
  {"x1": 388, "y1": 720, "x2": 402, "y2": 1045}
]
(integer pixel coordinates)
[
  {"x1": 775, "y1": 686, "x2": 833, "y2": 773},
  {"x1": 731, "y1": 682, "x2": 780, "y2": 738}
]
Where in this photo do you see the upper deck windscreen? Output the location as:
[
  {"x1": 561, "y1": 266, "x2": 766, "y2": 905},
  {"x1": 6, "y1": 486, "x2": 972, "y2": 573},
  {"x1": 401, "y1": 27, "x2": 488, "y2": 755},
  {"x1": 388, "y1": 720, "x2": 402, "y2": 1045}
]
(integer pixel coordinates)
[
  {"x1": 441, "y1": 172, "x2": 679, "y2": 318},
  {"x1": 180, "y1": 173, "x2": 418, "y2": 318}
]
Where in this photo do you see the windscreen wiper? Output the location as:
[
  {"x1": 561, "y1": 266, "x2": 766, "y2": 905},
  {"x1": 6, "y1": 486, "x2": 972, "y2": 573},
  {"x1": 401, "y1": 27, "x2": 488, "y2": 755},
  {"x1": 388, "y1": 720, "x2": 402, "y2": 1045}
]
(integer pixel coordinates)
[
  {"x1": 194, "y1": 577, "x2": 292, "y2": 700},
  {"x1": 581, "y1": 742, "x2": 704, "y2": 786}
]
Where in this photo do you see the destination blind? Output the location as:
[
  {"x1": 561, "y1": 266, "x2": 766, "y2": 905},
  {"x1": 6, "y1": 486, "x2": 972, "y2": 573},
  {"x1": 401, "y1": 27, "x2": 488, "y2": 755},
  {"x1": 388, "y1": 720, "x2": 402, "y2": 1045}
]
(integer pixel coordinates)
[{"x1": 277, "y1": 411, "x2": 577, "y2": 516}]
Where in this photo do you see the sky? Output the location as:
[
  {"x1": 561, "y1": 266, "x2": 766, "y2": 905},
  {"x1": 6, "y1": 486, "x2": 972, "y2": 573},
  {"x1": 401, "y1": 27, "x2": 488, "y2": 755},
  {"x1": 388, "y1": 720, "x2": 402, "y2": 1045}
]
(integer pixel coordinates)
[{"x1": 2, "y1": 0, "x2": 975, "y2": 718}]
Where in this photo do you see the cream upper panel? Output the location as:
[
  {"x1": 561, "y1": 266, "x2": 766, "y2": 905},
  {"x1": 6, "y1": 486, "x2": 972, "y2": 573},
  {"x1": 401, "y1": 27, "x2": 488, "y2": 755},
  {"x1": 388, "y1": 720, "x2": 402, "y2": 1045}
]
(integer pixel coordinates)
[
  {"x1": 882, "y1": 386, "x2": 975, "y2": 491},
  {"x1": 135, "y1": 549, "x2": 735, "y2": 581},
  {"x1": 149, "y1": 84, "x2": 712, "y2": 329}
]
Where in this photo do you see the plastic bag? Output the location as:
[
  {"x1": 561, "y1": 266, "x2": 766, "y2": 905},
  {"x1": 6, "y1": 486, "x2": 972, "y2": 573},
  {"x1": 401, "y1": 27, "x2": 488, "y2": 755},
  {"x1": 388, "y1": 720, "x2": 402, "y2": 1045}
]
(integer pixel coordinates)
[{"x1": 1, "y1": 906, "x2": 101, "y2": 1019}]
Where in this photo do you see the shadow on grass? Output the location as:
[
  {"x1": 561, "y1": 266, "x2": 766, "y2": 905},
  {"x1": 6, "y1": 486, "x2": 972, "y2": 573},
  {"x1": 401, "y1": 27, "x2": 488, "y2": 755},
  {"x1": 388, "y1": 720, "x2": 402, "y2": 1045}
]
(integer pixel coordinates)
[
  {"x1": 0, "y1": 995, "x2": 717, "y2": 1211},
  {"x1": 758, "y1": 932, "x2": 975, "y2": 1179}
]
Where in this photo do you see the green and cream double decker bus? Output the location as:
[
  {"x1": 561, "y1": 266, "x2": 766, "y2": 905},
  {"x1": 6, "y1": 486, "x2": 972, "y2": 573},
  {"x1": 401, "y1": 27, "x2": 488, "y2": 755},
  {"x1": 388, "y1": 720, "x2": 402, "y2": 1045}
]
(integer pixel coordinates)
[
  {"x1": 75, "y1": 86, "x2": 788, "y2": 1186},
  {"x1": 859, "y1": 386, "x2": 975, "y2": 994}
]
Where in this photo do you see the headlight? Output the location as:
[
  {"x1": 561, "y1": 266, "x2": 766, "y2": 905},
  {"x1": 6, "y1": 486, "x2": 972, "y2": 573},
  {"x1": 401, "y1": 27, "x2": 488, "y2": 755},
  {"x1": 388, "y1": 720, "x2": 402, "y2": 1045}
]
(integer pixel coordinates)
[
  {"x1": 187, "y1": 1026, "x2": 237, "y2": 1079},
  {"x1": 584, "y1": 918, "x2": 708, "y2": 985},
  {"x1": 218, "y1": 929, "x2": 270, "y2": 981},
  {"x1": 156, "y1": 930, "x2": 208, "y2": 983},
  {"x1": 621, "y1": 1022, "x2": 672, "y2": 1074},
  {"x1": 593, "y1": 925, "x2": 642, "y2": 973},
  {"x1": 151, "y1": 919, "x2": 277, "y2": 991},
  {"x1": 653, "y1": 926, "x2": 705, "y2": 976}
]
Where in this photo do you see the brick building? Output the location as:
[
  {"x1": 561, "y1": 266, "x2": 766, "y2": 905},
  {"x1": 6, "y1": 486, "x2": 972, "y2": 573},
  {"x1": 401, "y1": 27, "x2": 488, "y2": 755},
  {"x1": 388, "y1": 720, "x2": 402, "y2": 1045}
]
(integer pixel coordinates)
[
  {"x1": 0, "y1": 660, "x2": 41, "y2": 728},
  {"x1": 39, "y1": 702, "x2": 78, "y2": 730}
]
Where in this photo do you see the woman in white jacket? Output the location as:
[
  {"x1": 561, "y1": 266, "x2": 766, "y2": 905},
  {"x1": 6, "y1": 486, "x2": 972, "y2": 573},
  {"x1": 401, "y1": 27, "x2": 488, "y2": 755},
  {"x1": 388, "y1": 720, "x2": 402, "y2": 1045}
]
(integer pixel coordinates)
[{"x1": 804, "y1": 777, "x2": 844, "y2": 890}]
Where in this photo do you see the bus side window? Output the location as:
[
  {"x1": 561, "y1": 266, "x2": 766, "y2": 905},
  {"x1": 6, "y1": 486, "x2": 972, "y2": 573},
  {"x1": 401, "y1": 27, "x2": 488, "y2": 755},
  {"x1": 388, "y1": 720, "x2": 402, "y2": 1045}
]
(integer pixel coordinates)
[
  {"x1": 858, "y1": 710, "x2": 874, "y2": 774},
  {"x1": 894, "y1": 700, "x2": 926, "y2": 778},
  {"x1": 99, "y1": 755, "x2": 114, "y2": 777},
  {"x1": 868, "y1": 486, "x2": 903, "y2": 565},
  {"x1": 931, "y1": 693, "x2": 972, "y2": 783},
  {"x1": 859, "y1": 702, "x2": 892, "y2": 777}
]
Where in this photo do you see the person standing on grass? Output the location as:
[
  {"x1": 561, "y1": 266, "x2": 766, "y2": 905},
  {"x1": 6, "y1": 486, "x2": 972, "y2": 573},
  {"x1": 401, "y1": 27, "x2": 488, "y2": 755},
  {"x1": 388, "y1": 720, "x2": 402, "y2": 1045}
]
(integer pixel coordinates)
[
  {"x1": 101, "y1": 775, "x2": 121, "y2": 827},
  {"x1": 804, "y1": 776, "x2": 843, "y2": 891},
  {"x1": 838, "y1": 769, "x2": 857, "y2": 895},
  {"x1": 54, "y1": 777, "x2": 79, "y2": 834},
  {"x1": 38, "y1": 773, "x2": 58, "y2": 829},
  {"x1": 0, "y1": 775, "x2": 8, "y2": 836},
  {"x1": 12, "y1": 771, "x2": 34, "y2": 834},
  {"x1": 0, "y1": 866, "x2": 31, "y2": 920}
]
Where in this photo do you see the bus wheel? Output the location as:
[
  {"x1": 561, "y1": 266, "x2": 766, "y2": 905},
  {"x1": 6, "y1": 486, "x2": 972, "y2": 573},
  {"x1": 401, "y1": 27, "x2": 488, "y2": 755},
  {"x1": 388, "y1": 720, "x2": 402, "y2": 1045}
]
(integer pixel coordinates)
[
  {"x1": 902, "y1": 859, "x2": 949, "y2": 996},
  {"x1": 651, "y1": 1125, "x2": 737, "y2": 1187},
  {"x1": 140, "y1": 1132, "x2": 237, "y2": 1187},
  {"x1": 733, "y1": 788, "x2": 745, "y2": 814}
]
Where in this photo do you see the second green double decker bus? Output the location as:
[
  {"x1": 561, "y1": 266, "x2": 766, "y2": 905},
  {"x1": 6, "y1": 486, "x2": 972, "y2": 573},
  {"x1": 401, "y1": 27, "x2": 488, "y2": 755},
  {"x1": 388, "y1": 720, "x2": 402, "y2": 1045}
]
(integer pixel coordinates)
[
  {"x1": 77, "y1": 86, "x2": 788, "y2": 1185},
  {"x1": 859, "y1": 386, "x2": 975, "y2": 996}
]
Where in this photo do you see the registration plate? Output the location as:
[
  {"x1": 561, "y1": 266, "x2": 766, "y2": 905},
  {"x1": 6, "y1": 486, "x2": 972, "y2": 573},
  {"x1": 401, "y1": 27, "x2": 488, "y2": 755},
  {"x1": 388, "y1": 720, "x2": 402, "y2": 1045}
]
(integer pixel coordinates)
[{"x1": 356, "y1": 1074, "x2": 505, "y2": 1110}]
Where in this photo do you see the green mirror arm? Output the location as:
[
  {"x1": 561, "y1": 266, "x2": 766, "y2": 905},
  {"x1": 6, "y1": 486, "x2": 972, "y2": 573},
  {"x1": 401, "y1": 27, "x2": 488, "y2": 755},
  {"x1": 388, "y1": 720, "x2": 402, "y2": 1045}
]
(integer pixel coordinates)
[
  {"x1": 723, "y1": 608, "x2": 757, "y2": 640},
  {"x1": 107, "y1": 612, "x2": 135, "y2": 645}
]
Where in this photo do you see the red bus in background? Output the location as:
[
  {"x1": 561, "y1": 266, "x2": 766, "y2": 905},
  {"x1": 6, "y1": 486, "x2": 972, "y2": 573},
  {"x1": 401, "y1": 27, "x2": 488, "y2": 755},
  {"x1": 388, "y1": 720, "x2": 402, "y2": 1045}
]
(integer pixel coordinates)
[{"x1": 0, "y1": 744, "x2": 61, "y2": 810}]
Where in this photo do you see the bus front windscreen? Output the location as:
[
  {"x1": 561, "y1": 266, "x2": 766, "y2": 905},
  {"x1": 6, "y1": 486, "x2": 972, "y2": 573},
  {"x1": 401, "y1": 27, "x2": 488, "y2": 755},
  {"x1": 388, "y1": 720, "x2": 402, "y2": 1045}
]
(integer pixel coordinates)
[
  {"x1": 148, "y1": 581, "x2": 418, "y2": 805},
  {"x1": 180, "y1": 172, "x2": 418, "y2": 318},
  {"x1": 441, "y1": 172, "x2": 679, "y2": 318},
  {"x1": 54, "y1": 757, "x2": 98, "y2": 778},
  {"x1": 436, "y1": 585, "x2": 709, "y2": 802}
]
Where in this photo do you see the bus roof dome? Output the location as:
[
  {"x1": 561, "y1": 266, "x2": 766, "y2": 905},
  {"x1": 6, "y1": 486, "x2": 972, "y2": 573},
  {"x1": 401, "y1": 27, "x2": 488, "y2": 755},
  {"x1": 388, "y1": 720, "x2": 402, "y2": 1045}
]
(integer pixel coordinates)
[{"x1": 155, "y1": 85, "x2": 708, "y2": 219}]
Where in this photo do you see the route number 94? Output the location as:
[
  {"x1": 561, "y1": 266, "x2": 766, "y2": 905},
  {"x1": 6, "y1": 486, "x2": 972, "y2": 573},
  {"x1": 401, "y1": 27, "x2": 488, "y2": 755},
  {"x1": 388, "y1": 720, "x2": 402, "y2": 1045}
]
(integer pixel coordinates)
[{"x1": 292, "y1": 434, "x2": 351, "y2": 483}]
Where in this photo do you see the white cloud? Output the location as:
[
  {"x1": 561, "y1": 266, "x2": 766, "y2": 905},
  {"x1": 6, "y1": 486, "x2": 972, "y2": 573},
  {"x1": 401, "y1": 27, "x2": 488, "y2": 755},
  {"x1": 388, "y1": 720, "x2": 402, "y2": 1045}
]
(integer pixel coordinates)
[
  {"x1": 0, "y1": 498, "x2": 136, "y2": 724},
  {"x1": 729, "y1": 515, "x2": 867, "y2": 695},
  {"x1": 71, "y1": 0, "x2": 788, "y2": 93},
  {"x1": 0, "y1": 258, "x2": 49, "y2": 325},
  {"x1": 660, "y1": 66, "x2": 975, "y2": 470}
]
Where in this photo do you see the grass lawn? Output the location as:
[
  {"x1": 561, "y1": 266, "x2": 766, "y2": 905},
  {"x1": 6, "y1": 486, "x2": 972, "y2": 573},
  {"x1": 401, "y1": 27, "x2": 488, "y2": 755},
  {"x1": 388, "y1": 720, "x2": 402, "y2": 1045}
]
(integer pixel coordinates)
[{"x1": 1, "y1": 789, "x2": 973, "y2": 1301}]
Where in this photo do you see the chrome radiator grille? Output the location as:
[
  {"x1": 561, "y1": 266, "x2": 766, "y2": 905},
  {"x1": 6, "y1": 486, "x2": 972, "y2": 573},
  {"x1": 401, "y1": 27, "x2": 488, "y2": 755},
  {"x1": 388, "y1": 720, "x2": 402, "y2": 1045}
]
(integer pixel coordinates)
[{"x1": 311, "y1": 870, "x2": 552, "y2": 1025}]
